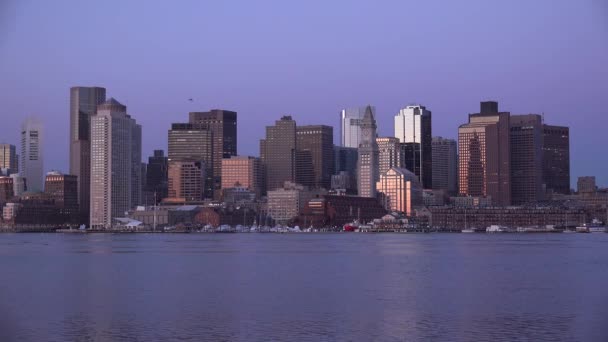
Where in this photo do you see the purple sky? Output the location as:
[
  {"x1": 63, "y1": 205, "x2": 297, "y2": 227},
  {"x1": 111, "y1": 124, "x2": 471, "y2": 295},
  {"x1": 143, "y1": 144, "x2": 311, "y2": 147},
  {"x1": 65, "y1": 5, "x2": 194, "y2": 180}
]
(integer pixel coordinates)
[{"x1": 0, "y1": 0, "x2": 607, "y2": 188}]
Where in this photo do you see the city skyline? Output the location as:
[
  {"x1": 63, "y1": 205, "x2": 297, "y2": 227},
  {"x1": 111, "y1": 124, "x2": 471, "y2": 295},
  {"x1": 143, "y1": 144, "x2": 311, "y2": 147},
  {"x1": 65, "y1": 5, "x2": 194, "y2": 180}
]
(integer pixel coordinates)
[{"x1": 0, "y1": 1, "x2": 606, "y2": 187}]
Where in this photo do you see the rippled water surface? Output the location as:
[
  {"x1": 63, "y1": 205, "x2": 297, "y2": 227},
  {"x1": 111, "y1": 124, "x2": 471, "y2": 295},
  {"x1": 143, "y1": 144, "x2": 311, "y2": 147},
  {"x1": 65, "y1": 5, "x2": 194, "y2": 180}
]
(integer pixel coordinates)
[{"x1": 1, "y1": 233, "x2": 607, "y2": 341}]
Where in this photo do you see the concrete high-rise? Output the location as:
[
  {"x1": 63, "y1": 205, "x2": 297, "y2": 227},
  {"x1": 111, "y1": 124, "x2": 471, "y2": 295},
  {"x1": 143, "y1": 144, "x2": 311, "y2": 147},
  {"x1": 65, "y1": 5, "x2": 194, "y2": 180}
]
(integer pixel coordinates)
[
  {"x1": 260, "y1": 116, "x2": 297, "y2": 192},
  {"x1": 167, "y1": 160, "x2": 205, "y2": 202},
  {"x1": 90, "y1": 98, "x2": 141, "y2": 229},
  {"x1": 376, "y1": 137, "x2": 401, "y2": 176},
  {"x1": 340, "y1": 106, "x2": 376, "y2": 148},
  {"x1": 69, "y1": 86, "x2": 106, "y2": 224},
  {"x1": 394, "y1": 105, "x2": 432, "y2": 188},
  {"x1": 188, "y1": 110, "x2": 237, "y2": 199},
  {"x1": 542, "y1": 125, "x2": 570, "y2": 195},
  {"x1": 458, "y1": 101, "x2": 511, "y2": 206},
  {"x1": 510, "y1": 114, "x2": 543, "y2": 204},
  {"x1": 168, "y1": 123, "x2": 213, "y2": 199},
  {"x1": 0, "y1": 144, "x2": 18, "y2": 175},
  {"x1": 296, "y1": 125, "x2": 334, "y2": 189},
  {"x1": 357, "y1": 106, "x2": 379, "y2": 198},
  {"x1": 20, "y1": 117, "x2": 44, "y2": 192},
  {"x1": 431, "y1": 137, "x2": 458, "y2": 195},
  {"x1": 45, "y1": 171, "x2": 78, "y2": 224}
]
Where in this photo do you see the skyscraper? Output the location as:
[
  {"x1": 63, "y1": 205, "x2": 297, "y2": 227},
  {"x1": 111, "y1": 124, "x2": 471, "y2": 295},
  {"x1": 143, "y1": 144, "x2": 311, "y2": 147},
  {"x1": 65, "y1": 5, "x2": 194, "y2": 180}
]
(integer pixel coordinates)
[
  {"x1": 376, "y1": 137, "x2": 401, "y2": 176},
  {"x1": 69, "y1": 86, "x2": 106, "y2": 224},
  {"x1": 45, "y1": 171, "x2": 78, "y2": 224},
  {"x1": 90, "y1": 98, "x2": 141, "y2": 229},
  {"x1": 458, "y1": 101, "x2": 511, "y2": 206},
  {"x1": 189, "y1": 110, "x2": 237, "y2": 199},
  {"x1": 167, "y1": 161, "x2": 205, "y2": 202},
  {"x1": 0, "y1": 144, "x2": 18, "y2": 175},
  {"x1": 357, "y1": 106, "x2": 379, "y2": 198},
  {"x1": 340, "y1": 106, "x2": 376, "y2": 148},
  {"x1": 431, "y1": 137, "x2": 458, "y2": 195},
  {"x1": 145, "y1": 150, "x2": 168, "y2": 203},
  {"x1": 542, "y1": 124, "x2": 570, "y2": 195},
  {"x1": 260, "y1": 116, "x2": 297, "y2": 192},
  {"x1": 221, "y1": 156, "x2": 264, "y2": 198},
  {"x1": 21, "y1": 117, "x2": 44, "y2": 192},
  {"x1": 296, "y1": 125, "x2": 334, "y2": 189},
  {"x1": 168, "y1": 123, "x2": 213, "y2": 199},
  {"x1": 394, "y1": 105, "x2": 432, "y2": 188},
  {"x1": 510, "y1": 114, "x2": 543, "y2": 204}
]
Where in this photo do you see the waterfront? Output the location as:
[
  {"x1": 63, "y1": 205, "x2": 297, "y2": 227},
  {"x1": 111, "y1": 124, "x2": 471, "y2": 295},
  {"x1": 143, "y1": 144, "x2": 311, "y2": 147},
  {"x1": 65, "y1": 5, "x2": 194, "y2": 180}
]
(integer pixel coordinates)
[{"x1": 1, "y1": 234, "x2": 607, "y2": 341}]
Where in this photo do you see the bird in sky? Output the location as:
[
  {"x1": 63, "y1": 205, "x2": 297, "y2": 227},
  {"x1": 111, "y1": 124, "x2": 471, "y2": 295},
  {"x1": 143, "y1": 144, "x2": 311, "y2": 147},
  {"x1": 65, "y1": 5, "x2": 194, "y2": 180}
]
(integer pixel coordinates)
[{"x1": 188, "y1": 98, "x2": 193, "y2": 102}]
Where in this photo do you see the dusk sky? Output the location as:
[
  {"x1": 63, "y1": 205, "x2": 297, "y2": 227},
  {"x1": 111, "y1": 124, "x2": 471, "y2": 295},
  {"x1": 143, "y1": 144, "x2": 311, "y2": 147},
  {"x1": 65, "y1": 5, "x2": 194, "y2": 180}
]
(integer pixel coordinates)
[{"x1": 0, "y1": 0, "x2": 606, "y2": 187}]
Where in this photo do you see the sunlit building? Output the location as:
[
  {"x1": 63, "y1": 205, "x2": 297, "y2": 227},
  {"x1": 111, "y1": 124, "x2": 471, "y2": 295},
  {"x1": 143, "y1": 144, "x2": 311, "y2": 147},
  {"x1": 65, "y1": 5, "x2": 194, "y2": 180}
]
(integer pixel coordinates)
[
  {"x1": 394, "y1": 105, "x2": 432, "y2": 188},
  {"x1": 376, "y1": 167, "x2": 422, "y2": 216}
]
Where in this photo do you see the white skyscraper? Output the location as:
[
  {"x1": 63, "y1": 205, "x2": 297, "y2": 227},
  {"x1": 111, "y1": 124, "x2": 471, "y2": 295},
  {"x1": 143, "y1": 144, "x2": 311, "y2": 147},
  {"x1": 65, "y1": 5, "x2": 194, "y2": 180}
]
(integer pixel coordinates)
[
  {"x1": 20, "y1": 117, "x2": 43, "y2": 192},
  {"x1": 394, "y1": 105, "x2": 433, "y2": 188},
  {"x1": 90, "y1": 98, "x2": 142, "y2": 229},
  {"x1": 340, "y1": 106, "x2": 376, "y2": 148}
]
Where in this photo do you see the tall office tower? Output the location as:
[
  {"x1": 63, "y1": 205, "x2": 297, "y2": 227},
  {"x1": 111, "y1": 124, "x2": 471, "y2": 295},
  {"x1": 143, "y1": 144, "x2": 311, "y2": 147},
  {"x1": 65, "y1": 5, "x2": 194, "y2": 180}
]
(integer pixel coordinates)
[
  {"x1": 542, "y1": 125, "x2": 570, "y2": 195},
  {"x1": 70, "y1": 86, "x2": 106, "y2": 224},
  {"x1": 431, "y1": 137, "x2": 458, "y2": 195},
  {"x1": 168, "y1": 123, "x2": 213, "y2": 198},
  {"x1": 577, "y1": 176, "x2": 596, "y2": 194},
  {"x1": 90, "y1": 98, "x2": 141, "y2": 229},
  {"x1": 131, "y1": 124, "x2": 142, "y2": 207},
  {"x1": 221, "y1": 156, "x2": 264, "y2": 198},
  {"x1": 260, "y1": 116, "x2": 297, "y2": 192},
  {"x1": 296, "y1": 125, "x2": 334, "y2": 189},
  {"x1": 0, "y1": 144, "x2": 18, "y2": 174},
  {"x1": 188, "y1": 110, "x2": 237, "y2": 199},
  {"x1": 45, "y1": 171, "x2": 78, "y2": 223},
  {"x1": 376, "y1": 167, "x2": 422, "y2": 216},
  {"x1": 376, "y1": 137, "x2": 401, "y2": 176},
  {"x1": 340, "y1": 106, "x2": 376, "y2": 148},
  {"x1": 167, "y1": 161, "x2": 205, "y2": 202},
  {"x1": 458, "y1": 101, "x2": 511, "y2": 206},
  {"x1": 20, "y1": 117, "x2": 44, "y2": 192},
  {"x1": 510, "y1": 114, "x2": 543, "y2": 204},
  {"x1": 145, "y1": 150, "x2": 168, "y2": 203},
  {"x1": 357, "y1": 106, "x2": 379, "y2": 198},
  {"x1": 334, "y1": 146, "x2": 358, "y2": 175},
  {"x1": 394, "y1": 105, "x2": 432, "y2": 188}
]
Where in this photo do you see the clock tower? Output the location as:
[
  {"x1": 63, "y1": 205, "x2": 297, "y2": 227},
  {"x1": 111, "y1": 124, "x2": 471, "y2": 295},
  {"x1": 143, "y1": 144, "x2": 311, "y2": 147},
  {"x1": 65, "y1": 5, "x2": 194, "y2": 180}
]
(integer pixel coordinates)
[{"x1": 357, "y1": 105, "x2": 379, "y2": 198}]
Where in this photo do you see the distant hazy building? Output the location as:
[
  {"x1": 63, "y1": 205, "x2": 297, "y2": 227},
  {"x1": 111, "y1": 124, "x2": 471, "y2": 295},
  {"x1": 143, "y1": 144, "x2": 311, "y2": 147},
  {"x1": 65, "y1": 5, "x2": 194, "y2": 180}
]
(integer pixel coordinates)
[
  {"x1": 167, "y1": 160, "x2": 205, "y2": 202},
  {"x1": 45, "y1": 171, "x2": 78, "y2": 223},
  {"x1": 394, "y1": 105, "x2": 432, "y2": 188},
  {"x1": 577, "y1": 176, "x2": 596, "y2": 194},
  {"x1": 331, "y1": 171, "x2": 357, "y2": 194},
  {"x1": 458, "y1": 101, "x2": 511, "y2": 206},
  {"x1": 221, "y1": 156, "x2": 264, "y2": 198},
  {"x1": 340, "y1": 106, "x2": 376, "y2": 148},
  {"x1": 543, "y1": 124, "x2": 570, "y2": 195},
  {"x1": 0, "y1": 144, "x2": 18, "y2": 175},
  {"x1": 431, "y1": 137, "x2": 457, "y2": 195},
  {"x1": 90, "y1": 98, "x2": 142, "y2": 229},
  {"x1": 189, "y1": 110, "x2": 237, "y2": 199},
  {"x1": 267, "y1": 182, "x2": 325, "y2": 224},
  {"x1": 510, "y1": 114, "x2": 543, "y2": 204},
  {"x1": 296, "y1": 125, "x2": 334, "y2": 189},
  {"x1": 0, "y1": 176, "x2": 14, "y2": 205},
  {"x1": 377, "y1": 137, "x2": 401, "y2": 176},
  {"x1": 168, "y1": 123, "x2": 213, "y2": 198},
  {"x1": 10, "y1": 173, "x2": 26, "y2": 197},
  {"x1": 145, "y1": 150, "x2": 168, "y2": 203},
  {"x1": 21, "y1": 117, "x2": 44, "y2": 192},
  {"x1": 69, "y1": 86, "x2": 106, "y2": 225},
  {"x1": 260, "y1": 116, "x2": 297, "y2": 192},
  {"x1": 377, "y1": 167, "x2": 422, "y2": 216},
  {"x1": 357, "y1": 106, "x2": 379, "y2": 198}
]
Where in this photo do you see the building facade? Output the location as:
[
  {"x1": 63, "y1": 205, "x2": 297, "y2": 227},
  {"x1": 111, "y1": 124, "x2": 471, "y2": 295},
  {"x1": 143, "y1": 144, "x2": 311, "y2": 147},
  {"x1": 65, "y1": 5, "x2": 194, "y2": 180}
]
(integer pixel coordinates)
[
  {"x1": 542, "y1": 124, "x2": 570, "y2": 195},
  {"x1": 510, "y1": 114, "x2": 543, "y2": 204},
  {"x1": 377, "y1": 167, "x2": 422, "y2": 216},
  {"x1": 267, "y1": 182, "x2": 324, "y2": 224},
  {"x1": 167, "y1": 160, "x2": 205, "y2": 202},
  {"x1": 168, "y1": 123, "x2": 213, "y2": 198},
  {"x1": 340, "y1": 106, "x2": 376, "y2": 148},
  {"x1": 20, "y1": 117, "x2": 44, "y2": 192},
  {"x1": 458, "y1": 101, "x2": 511, "y2": 206},
  {"x1": 577, "y1": 176, "x2": 596, "y2": 193},
  {"x1": 260, "y1": 116, "x2": 297, "y2": 192},
  {"x1": 221, "y1": 156, "x2": 264, "y2": 198},
  {"x1": 145, "y1": 150, "x2": 168, "y2": 203},
  {"x1": 69, "y1": 86, "x2": 106, "y2": 224},
  {"x1": 377, "y1": 137, "x2": 401, "y2": 176},
  {"x1": 0, "y1": 144, "x2": 18, "y2": 175},
  {"x1": 431, "y1": 137, "x2": 457, "y2": 195},
  {"x1": 296, "y1": 125, "x2": 334, "y2": 189},
  {"x1": 90, "y1": 98, "x2": 142, "y2": 229},
  {"x1": 44, "y1": 171, "x2": 78, "y2": 223},
  {"x1": 357, "y1": 106, "x2": 379, "y2": 198},
  {"x1": 394, "y1": 105, "x2": 432, "y2": 188},
  {"x1": 188, "y1": 110, "x2": 237, "y2": 199}
]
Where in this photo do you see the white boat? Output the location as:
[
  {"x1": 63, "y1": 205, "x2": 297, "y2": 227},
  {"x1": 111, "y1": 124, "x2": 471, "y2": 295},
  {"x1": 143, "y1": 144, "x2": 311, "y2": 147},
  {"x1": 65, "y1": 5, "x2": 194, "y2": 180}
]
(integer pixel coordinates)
[
  {"x1": 461, "y1": 228, "x2": 475, "y2": 233},
  {"x1": 576, "y1": 219, "x2": 606, "y2": 233},
  {"x1": 486, "y1": 225, "x2": 507, "y2": 233}
]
